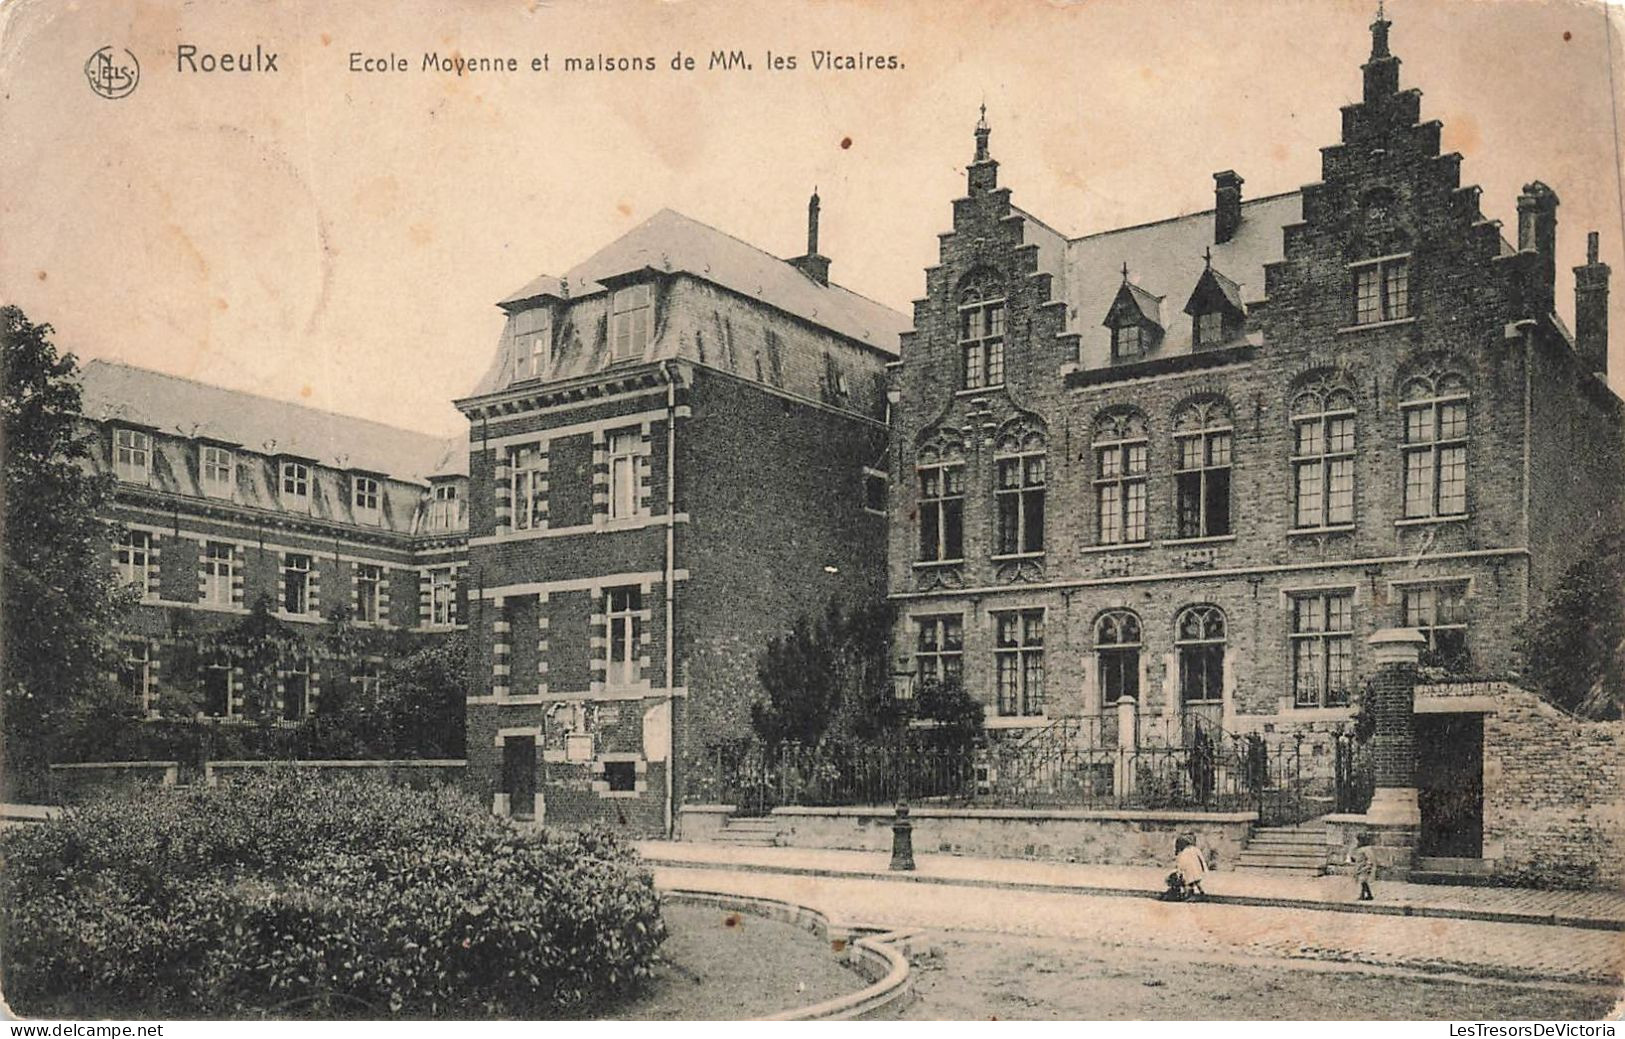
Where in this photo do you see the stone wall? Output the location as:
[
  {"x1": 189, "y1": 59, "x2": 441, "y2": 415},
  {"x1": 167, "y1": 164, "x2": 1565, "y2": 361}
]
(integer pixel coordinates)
[{"x1": 47, "y1": 761, "x2": 179, "y2": 804}]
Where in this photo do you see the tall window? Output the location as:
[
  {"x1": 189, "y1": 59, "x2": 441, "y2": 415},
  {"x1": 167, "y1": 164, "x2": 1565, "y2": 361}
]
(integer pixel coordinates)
[
  {"x1": 200, "y1": 445, "x2": 233, "y2": 498},
  {"x1": 1352, "y1": 256, "x2": 1411, "y2": 325},
  {"x1": 1401, "y1": 374, "x2": 1468, "y2": 519},
  {"x1": 994, "y1": 432, "x2": 1045, "y2": 557},
  {"x1": 994, "y1": 609, "x2": 1045, "y2": 717},
  {"x1": 426, "y1": 482, "x2": 461, "y2": 532},
  {"x1": 429, "y1": 567, "x2": 456, "y2": 626},
  {"x1": 1095, "y1": 610, "x2": 1142, "y2": 706},
  {"x1": 915, "y1": 615, "x2": 964, "y2": 684},
  {"x1": 510, "y1": 445, "x2": 545, "y2": 530},
  {"x1": 119, "y1": 640, "x2": 154, "y2": 715},
  {"x1": 280, "y1": 461, "x2": 310, "y2": 505},
  {"x1": 202, "y1": 541, "x2": 234, "y2": 606},
  {"x1": 1176, "y1": 605, "x2": 1226, "y2": 704},
  {"x1": 203, "y1": 653, "x2": 233, "y2": 718},
  {"x1": 353, "y1": 476, "x2": 381, "y2": 520},
  {"x1": 1291, "y1": 386, "x2": 1357, "y2": 528},
  {"x1": 1094, "y1": 411, "x2": 1149, "y2": 545},
  {"x1": 1402, "y1": 583, "x2": 1469, "y2": 670},
  {"x1": 355, "y1": 563, "x2": 382, "y2": 623},
  {"x1": 605, "y1": 587, "x2": 642, "y2": 687},
  {"x1": 611, "y1": 284, "x2": 653, "y2": 359},
  {"x1": 116, "y1": 529, "x2": 155, "y2": 598},
  {"x1": 513, "y1": 311, "x2": 553, "y2": 380},
  {"x1": 114, "y1": 429, "x2": 151, "y2": 483},
  {"x1": 1291, "y1": 591, "x2": 1354, "y2": 707},
  {"x1": 607, "y1": 428, "x2": 642, "y2": 520},
  {"x1": 917, "y1": 443, "x2": 965, "y2": 562},
  {"x1": 958, "y1": 275, "x2": 1006, "y2": 390},
  {"x1": 282, "y1": 554, "x2": 312, "y2": 615},
  {"x1": 1110, "y1": 321, "x2": 1144, "y2": 362},
  {"x1": 282, "y1": 655, "x2": 309, "y2": 722},
  {"x1": 1174, "y1": 399, "x2": 1233, "y2": 539}
]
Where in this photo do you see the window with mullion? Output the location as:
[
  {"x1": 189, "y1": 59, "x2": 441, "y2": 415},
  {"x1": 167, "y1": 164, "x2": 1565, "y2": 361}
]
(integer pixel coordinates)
[
  {"x1": 1401, "y1": 394, "x2": 1468, "y2": 518},
  {"x1": 203, "y1": 541, "x2": 234, "y2": 606},
  {"x1": 1175, "y1": 429, "x2": 1232, "y2": 538},
  {"x1": 115, "y1": 429, "x2": 151, "y2": 483},
  {"x1": 1111, "y1": 322, "x2": 1144, "y2": 361},
  {"x1": 917, "y1": 462, "x2": 965, "y2": 562},
  {"x1": 1402, "y1": 584, "x2": 1469, "y2": 670},
  {"x1": 201, "y1": 446, "x2": 234, "y2": 497},
  {"x1": 1291, "y1": 591, "x2": 1354, "y2": 707},
  {"x1": 116, "y1": 529, "x2": 155, "y2": 597},
  {"x1": 995, "y1": 451, "x2": 1045, "y2": 556},
  {"x1": 959, "y1": 299, "x2": 1005, "y2": 390},
  {"x1": 605, "y1": 587, "x2": 642, "y2": 687},
  {"x1": 510, "y1": 444, "x2": 546, "y2": 530},
  {"x1": 994, "y1": 610, "x2": 1045, "y2": 717},
  {"x1": 1351, "y1": 257, "x2": 1411, "y2": 325},
  {"x1": 915, "y1": 615, "x2": 964, "y2": 684},
  {"x1": 1292, "y1": 410, "x2": 1356, "y2": 528},
  {"x1": 1175, "y1": 605, "x2": 1226, "y2": 704},
  {"x1": 1095, "y1": 439, "x2": 1148, "y2": 544}
]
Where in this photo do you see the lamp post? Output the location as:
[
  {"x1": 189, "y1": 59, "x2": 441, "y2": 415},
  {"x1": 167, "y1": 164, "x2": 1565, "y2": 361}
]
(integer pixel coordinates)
[{"x1": 890, "y1": 652, "x2": 917, "y2": 871}]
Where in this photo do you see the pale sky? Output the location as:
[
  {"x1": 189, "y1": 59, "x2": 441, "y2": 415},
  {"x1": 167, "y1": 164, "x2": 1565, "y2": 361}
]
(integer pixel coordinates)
[{"x1": 2, "y1": 0, "x2": 1622, "y2": 437}]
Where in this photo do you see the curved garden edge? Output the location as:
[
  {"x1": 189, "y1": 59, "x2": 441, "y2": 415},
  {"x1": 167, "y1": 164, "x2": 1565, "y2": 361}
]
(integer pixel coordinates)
[{"x1": 658, "y1": 889, "x2": 918, "y2": 1020}]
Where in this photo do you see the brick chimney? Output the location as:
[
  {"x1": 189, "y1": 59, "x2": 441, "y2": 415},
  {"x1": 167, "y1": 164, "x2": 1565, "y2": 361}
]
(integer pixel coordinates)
[
  {"x1": 788, "y1": 190, "x2": 831, "y2": 286},
  {"x1": 1517, "y1": 181, "x2": 1559, "y2": 317},
  {"x1": 1574, "y1": 230, "x2": 1610, "y2": 377},
  {"x1": 1214, "y1": 170, "x2": 1243, "y2": 244}
]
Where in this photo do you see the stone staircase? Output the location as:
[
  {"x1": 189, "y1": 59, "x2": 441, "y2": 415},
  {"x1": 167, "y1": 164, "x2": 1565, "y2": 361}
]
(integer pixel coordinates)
[
  {"x1": 1234, "y1": 820, "x2": 1329, "y2": 874},
  {"x1": 710, "y1": 815, "x2": 784, "y2": 847}
]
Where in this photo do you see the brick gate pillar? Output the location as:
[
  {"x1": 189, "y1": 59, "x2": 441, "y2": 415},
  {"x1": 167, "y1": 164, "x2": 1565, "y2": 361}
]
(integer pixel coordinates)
[{"x1": 1363, "y1": 628, "x2": 1427, "y2": 874}]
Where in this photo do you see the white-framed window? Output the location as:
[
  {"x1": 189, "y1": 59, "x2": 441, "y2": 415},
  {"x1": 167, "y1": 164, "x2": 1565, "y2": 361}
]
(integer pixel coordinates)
[
  {"x1": 1094, "y1": 411, "x2": 1149, "y2": 545},
  {"x1": 994, "y1": 609, "x2": 1045, "y2": 717},
  {"x1": 114, "y1": 429, "x2": 151, "y2": 483},
  {"x1": 353, "y1": 659, "x2": 380, "y2": 699},
  {"x1": 607, "y1": 428, "x2": 642, "y2": 520},
  {"x1": 1194, "y1": 308, "x2": 1226, "y2": 348},
  {"x1": 917, "y1": 444, "x2": 966, "y2": 563},
  {"x1": 605, "y1": 586, "x2": 642, "y2": 687},
  {"x1": 1291, "y1": 591, "x2": 1354, "y2": 708},
  {"x1": 202, "y1": 541, "x2": 234, "y2": 606},
  {"x1": 510, "y1": 445, "x2": 545, "y2": 531},
  {"x1": 355, "y1": 563, "x2": 382, "y2": 624},
  {"x1": 352, "y1": 476, "x2": 381, "y2": 520},
  {"x1": 958, "y1": 275, "x2": 1006, "y2": 390},
  {"x1": 915, "y1": 615, "x2": 964, "y2": 685},
  {"x1": 426, "y1": 482, "x2": 461, "y2": 532},
  {"x1": 1110, "y1": 321, "x2": 1144, "y2": 362},
  {"x1": 1176, "y1": 605, "x2": 1226, "y2": 704},
  {"x1": 1351, "y1": 256, "x2": 1411, "y2": 325},
  {"x1": 429, "y1": 567, "x2": 456, "y2": 626},
  {"x1": 611, "y1": 284, "x2": 653, "y2": 359},
  {"x1": 119, "y1": 639, "x2": 155, "y2": 715},
  {"x1": 514, "y1": 311, "x2": 553, "y2": 380},
  {"x1": 1402, "y1": 583, "x2": 1469, "y2": 670},
  {"x1": 1401, "y1": 374, "x2": 1468, "y2": 519},
  {"x1": 994, "y1": 433, "x2": 1045, "y2": 557},
  {"x1": 1292, "y1": 388, "x2": 1357, "y2": 529},
  {"x1": 203, "y1": 652, "x2": 234, "y2": 718},
  {"x1": 281, "y1": 654, "x2": 309, "y2": 722},
  {"x1": 200, "y1": 445, "x2": 234, "y2": 498},
  {"x1": 1095, "y1": 610, "x2": 1142, "y2": 706},
  {"x1": 280, "y1": 461, "x2": 310, "y2": 506},
  {"x1": 116, "y1": 529, "x2": 156, "y2": 598},
  {"x1": 1174, "y1": 400, "x2": 1233, "y2": 539},
  {"x1": 282, "y1": 553, "x2": 312, "y2": 615}
]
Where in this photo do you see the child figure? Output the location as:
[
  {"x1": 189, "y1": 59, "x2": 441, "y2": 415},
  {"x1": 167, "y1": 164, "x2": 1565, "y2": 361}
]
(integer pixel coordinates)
[
  {"x1": 1351, "y1": 833, "x2": 1377, "y2": 901},
  {"x1": 1175, "y1": 833, "x2": 1208, "y2": 900}
]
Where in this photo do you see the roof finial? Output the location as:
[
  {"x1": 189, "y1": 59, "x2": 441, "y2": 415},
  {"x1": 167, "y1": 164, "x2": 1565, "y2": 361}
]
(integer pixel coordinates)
[
  {"x1": 1203, "y1": 246, "x2": 1213, "y2": 269},
  {"x1": 1370, "y1": 0, "x2": 1392, "y2": 59},
  {"x1": 973, "y1": 101, "x2": 992, "y2": 162},
  {"x1": 1121, "y1": 261, "x2": 1130, "y2": 283}
]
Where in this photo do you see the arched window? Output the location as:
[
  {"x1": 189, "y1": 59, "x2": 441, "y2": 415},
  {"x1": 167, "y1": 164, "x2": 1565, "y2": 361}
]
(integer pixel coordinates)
[
  {"x1": 1400, "y1": 372, "x2": 1468, "y2": 519},
  {"x1": 958, "y1": 273, "x2": 1006, "y2": 391},
  {"x1": 1175, "y1": 605, "x2": 1226, "y2": 704},
  {"x1": 1095, "y1": 610, "x2": 1142, "y2": 705},
  {"x1": 1093, "y1": 410, "x2": 1149, "y2": 545},
  {"x1": 994, "y1": 430, "x2": 1045, "y2": 557},
  {"x1": 916, "y1": 438, "x2": 966, "y2": 562},
  {"x1": 1290, "y1": 384, "x2": 1357, "y2": 529},
  {"x1": 1173, "y1": 399, "x2": 1233, "y2": 539}
]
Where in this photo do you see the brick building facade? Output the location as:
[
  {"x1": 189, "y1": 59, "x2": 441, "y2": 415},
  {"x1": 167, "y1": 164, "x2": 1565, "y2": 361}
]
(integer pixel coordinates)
[
  {"x1": 455, "y1": 203, "x2": 904, "y2": 833},
  {"x1": 885, "y1": 13, "x2": 1623, "y2": 847}
]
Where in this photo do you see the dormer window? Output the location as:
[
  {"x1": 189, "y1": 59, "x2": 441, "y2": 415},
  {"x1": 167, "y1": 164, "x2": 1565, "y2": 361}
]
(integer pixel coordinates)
[
  {"x1": 200, "y1": 445, "x2": 234, "y2": 498},
  {"x1": 611, "y1": 284, "x2": 652, "y2": 360},
  {"x1": 114, "y1": 429, "x2": 151, "y2": 483},
  {"x1": 513, "y1": 309, "x2": 553, "y2": 381},
  {"x1": 1110, "y1": 322, "x2": 1144, "y2": 361},
  {"x1": 1195, "y1": 310, "x2": 1224, "y2": 346},
  {"x1": 426, "y1": 482, "x2": 461, "y2": 532},
  {"x1": 1184, "y1": 259, "x2": 1246, "y2": 349},
  {"x1": 280, "y1": 461, "x2": 310, "y2": 507},
  {"x1": 353, "y1": 475, "x2": 381, "y2": 522},
  {"x1": 957, "y1": 273, "x2": 1005, "y2": 390},
  {"x1": 1103, "y1": 271, "x2": 1163, "y2": 363}
]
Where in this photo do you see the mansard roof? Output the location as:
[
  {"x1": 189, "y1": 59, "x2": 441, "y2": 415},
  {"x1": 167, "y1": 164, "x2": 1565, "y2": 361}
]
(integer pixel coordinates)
[
  {"x1": 79, "y1": 360, "x2": 466, "y2": 481},
  {"x1": 498, "y1": 208, "x2": 908, "y2": 354}
]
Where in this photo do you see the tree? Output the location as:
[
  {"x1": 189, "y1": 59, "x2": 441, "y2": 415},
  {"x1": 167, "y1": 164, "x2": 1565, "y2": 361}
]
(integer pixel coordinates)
[
  {"x1": 1519, "y1": 527, "x2": 1625, "y2": 720},
  {"x1": 1, "y1": 307, "x2": 138, "y2": 794}
]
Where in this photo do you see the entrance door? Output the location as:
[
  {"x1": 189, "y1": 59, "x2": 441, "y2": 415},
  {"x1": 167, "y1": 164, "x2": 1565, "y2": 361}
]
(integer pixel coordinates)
[
  {"x1": 503, "y1": 736, "x2": 537, "y2": 821},
  {"x1": 1415, "y1": 713, "x2": 1483, "y2": 858}
]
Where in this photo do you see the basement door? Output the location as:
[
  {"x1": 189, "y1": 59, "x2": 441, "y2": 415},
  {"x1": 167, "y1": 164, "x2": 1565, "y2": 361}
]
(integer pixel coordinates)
[
  {"x1": 503, "y1": 735, "x2": 537, "y2": 821},
  {"x1": 1415, "y1": 713, "x2": 1484, "y2": 858}
]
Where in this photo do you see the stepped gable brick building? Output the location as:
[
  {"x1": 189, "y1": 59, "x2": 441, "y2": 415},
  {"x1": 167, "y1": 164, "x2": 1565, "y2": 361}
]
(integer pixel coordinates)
[
  {"x1": 455, "y1": 201, "x2": 906, "y2": 831},
  {"x1": 82, "y1": 360, "x2": 470, "y2": 723},
  {"x1": 886, "y1": 14, "x2": 1622, "y2": 854}
]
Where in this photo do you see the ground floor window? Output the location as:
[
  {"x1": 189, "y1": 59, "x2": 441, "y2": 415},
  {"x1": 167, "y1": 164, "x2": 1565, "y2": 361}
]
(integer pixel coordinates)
[
  {"x1": 994, "y1": 609, "x2": 1044, "y2": 717},
  {"x1": 203, "y1": 654, "x2": 233, "y2": 718},
  {"x1": 282, "y1": 656, "x2": 309, "y2": 721},
  {"x1": 1176, "y1": 605, "x2": 1226, "y2": 704},
  {"x1": 1402, "y1": 583, "x2": 1469, "y2": 670},
  {"x1": 119, "y1": 640, "x2": 154, "y2": 715},
  {"x1": 1095, "y1": 610, "x2": 1141, "y2": 706},
  {"x1": 1291, "y1": 591, "x2": 1354, "y2": 707},
  {"x1": 915, "y1": 615, "x2": 964, "y2": 685}
]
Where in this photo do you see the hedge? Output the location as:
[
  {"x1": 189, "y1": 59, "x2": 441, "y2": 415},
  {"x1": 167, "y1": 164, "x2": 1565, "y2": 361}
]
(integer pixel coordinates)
[{"x1": 0, "y1": 769, "x2": 666, "y2": 1018}]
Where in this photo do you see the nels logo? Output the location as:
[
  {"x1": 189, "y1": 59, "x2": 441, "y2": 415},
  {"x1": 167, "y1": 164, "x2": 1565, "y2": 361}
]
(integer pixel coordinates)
[{"x1": 85, "y1": 46, "x2": 140, "y2": 99}]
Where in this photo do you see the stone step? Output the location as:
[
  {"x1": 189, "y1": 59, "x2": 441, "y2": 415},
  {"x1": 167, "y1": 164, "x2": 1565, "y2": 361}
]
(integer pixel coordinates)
[
  {"x1": 725, "y1": 818, "x2": 784, "y2": 831},
  {"x1": 1247, "y1": 833, "x2": 1328, "y2": 845},
  {"x1": 709, "y1": 832, "x2": 779, "y2": 846},
  {"x1": 1251, "y1": 827, "x2": 1326, "y2": 838},
  {"x1": 1235, "y1": 863, "x2": 1326, "y2": 874},
  {"x1": 1236, "y1": 851, "x2": 1327, "y2": 869}
]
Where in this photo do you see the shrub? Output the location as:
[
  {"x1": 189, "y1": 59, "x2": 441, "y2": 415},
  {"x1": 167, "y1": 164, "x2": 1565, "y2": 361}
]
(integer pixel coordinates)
[{"x1": 0, "y1": 770, "x2": 666, "y2": 1018}]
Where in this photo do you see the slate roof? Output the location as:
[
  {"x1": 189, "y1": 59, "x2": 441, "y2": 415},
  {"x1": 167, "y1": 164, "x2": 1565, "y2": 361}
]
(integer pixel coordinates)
[
  {"x1": 78, "y1": 360, "x2": 467, "y2": 481},
  {"x1": 498, "y1": 208, "x2": 908, "y2": 355}
]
